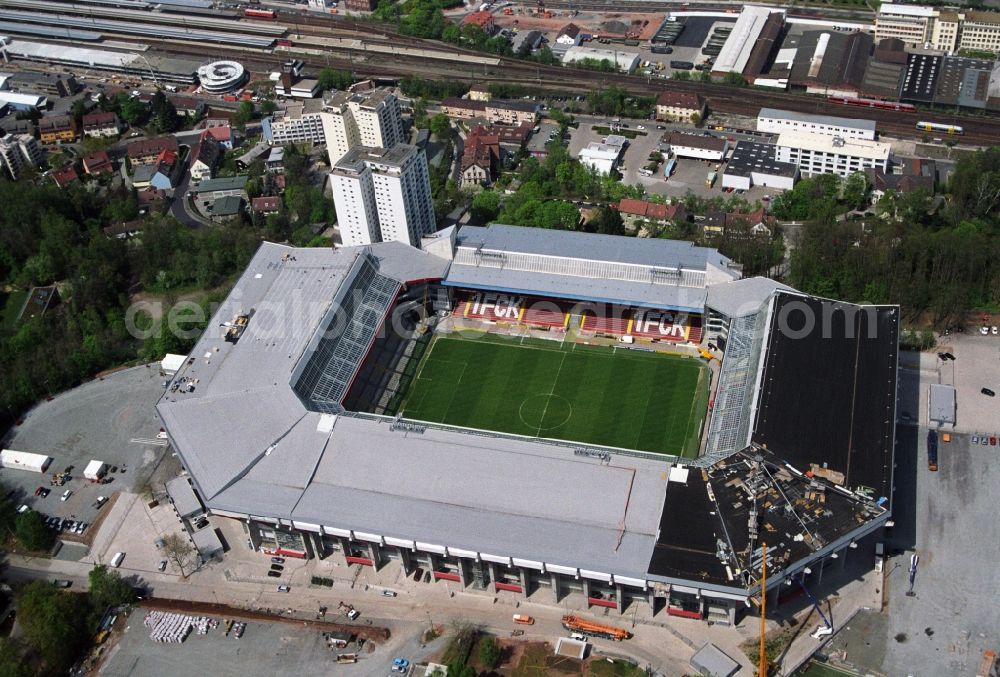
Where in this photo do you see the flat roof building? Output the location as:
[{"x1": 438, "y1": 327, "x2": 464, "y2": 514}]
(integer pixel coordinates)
[
  {"x1": 665, "y1": 132, "x2": 728, "y2": 162},
  {"x1": 721, "y1": 140, "x2": 798, "y2": 192},
  {"x1": 712, "y1": 6, "x2": 785, "y2": 76},
  {"x1": 757, "y1": 108, "x2": 876, "y2": 141},
  {"x1": 561, "y1": 46, "x2": 640, "y2": 73},
  {"x1": 775, "y1": 130, "x2": 890, "y2": 177}
]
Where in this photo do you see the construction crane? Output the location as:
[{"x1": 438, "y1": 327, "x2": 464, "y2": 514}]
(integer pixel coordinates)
[{"x1": 759, "y1": 542, "x2": 769, "y2": 677}]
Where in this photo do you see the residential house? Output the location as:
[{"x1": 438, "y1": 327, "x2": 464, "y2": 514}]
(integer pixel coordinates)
[
  {"x1": 149, "y1": 149, "x2": 181, "y2": 190},
  {"x1": 512, "y1": 30, "x2": 544, "y2": 55},
  {"x1": 81, "y1": 150, "x2": 115, "y2": 175},
  {"x1": 701, "y1": 208, "x2": 775, "y2": 236},
  {"x1": 103, "y1": 220, "x2": 145, "y2": 239},
  {"x1": 81, "y1": 111, "x2": 123, "y2": 138},
  {"x1": 251, "y1": 196, "x2": 282, "y2": 215},
  {"x1": 189, "y1": 175, "x2": 249, "y2": 210},
  {"x1": 463, "y1": 11, "x2": 496, "y2": 35},
  {"x1": 209, "y1": 195, "x2": 244, "y2": 222},
  {"x1": 168, "y1": 95, "x2": 207, "y2": 118},
  {"x1": 556, "y1": 23, "x2": 582, "y2": 46},
  {"x1": 128, "y1": 136, "x2": 180, "y2": 165},
  {"x1": 38, "y1": 115, "x2": 76, "y2": 143},
  {"x1": 468, "y1": 84, "x2": 491, "y2": 102},
  {"x1": 0, "y1": 134, "x2": 43, "y2": 180},
  {"x1": 201, "y1": 124, "x2": 234, "y2": 150},
  {"x1": 343, "y1": 0, "x2": 378, "y2": 10},
  {"x1": 655, "y1": 91, "x2": 706, "y2": 123},
  {"x1": 866, "y1": 158, "x2": 936, "y2": 204},
  {"x1": 136, "y1": 187, "x2": 167, "y2": 214},
  {"x1": 265, "y1": 146, "x2": 285, "y2": 174},
  {"x1": 190, "y1": 136, "x2": 221, "y2": 181},
  {"x1": 616, "y1": 199, "x2": 689, "y2": 231},
  {"x1": 460, "y1": 126, "x2": 500, "y2": 188},
  {"x1": 51, "y1": 165, "x2": 79, "y2": 188}
]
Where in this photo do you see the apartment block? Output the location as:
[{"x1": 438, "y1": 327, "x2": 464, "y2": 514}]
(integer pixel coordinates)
[
  {"x1": 330, "y1": 145, "x2": 435, "y2": 248},
  {"x1": 321, "y1": 89, "x2": 404, "y2": 166}
]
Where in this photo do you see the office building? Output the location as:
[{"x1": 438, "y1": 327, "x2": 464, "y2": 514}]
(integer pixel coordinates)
[
  {"x1": 330, "y1": 145, "x2": 435, "y2": 247},
  {"x1": 757, "y1": 109, "x2": 876, "y2": 141},
  {"x1": 876, "y1": 1, "x2": 1000, "y2": 52},
  {"x1": 775, "y1": 131, "x2": 890, "y2": 177}
]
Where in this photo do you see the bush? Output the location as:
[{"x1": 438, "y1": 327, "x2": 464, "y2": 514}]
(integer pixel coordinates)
[
  {"x1": 478, "y1": 636, "x2": 501, "y2": 668},
  {"x1": 15, "y1": 511, "x2": 54, "y2": 552}
]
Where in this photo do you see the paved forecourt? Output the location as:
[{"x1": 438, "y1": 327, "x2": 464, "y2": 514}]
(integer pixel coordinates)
[{"x1": 402, "y1": 333, "x2": 708, "y2": 457}]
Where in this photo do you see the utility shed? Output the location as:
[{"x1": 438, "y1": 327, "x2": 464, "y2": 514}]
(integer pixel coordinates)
[
  {"x1": 166, "y1": 476, "x2": 204, "y2": 518},
  {"x1": 161, "y1": 353, "x2": 187, "y2": 375},
  {"x1": 0, "y1": 449, "x2": 52, "y2": 473},
  {"x1": 192, "y1": 527, "x2": 224, "y2": 561},
  {"x1": 928, "y1": 383, "x2": 956, "y2": 426},
  {"x1": 690, "y1": 643, "x2": 739, "y2": 677}
]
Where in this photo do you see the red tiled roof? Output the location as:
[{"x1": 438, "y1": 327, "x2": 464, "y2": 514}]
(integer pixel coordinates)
[
  {"x1": 463, "y1": 10, "x2": 493, "y2": 27},
  {"x1": 82, "y1": 150, "x2": 114, "y2": 174},
  {"x1": 128, "y1": 136, "x2": 179, "y2": 159},
  {"x1": 201, "y1": 125, "x2": 233, "y2": 143},
  {"x1": 252, "y1": 196, "x2": 281, "y2": 212},
  {"x1": 656, "y1": 91, "x2": 704, "y2": 110},
  {"x1": 51, "y1": 165, "x2": 79, "y2": 188}
]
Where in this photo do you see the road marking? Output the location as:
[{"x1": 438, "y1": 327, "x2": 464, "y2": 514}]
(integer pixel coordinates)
[{"x1": 130, "y1": 437, "x2": 168, "y2": 447}]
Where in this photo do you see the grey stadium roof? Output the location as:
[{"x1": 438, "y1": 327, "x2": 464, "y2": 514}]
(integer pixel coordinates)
[
  {"x1": 444, "y1": 224, "x2": 738, "y2": 312},
  {"x1": 706, "y1": 276, "x2": 792, "y2": 319},
  {"x1": 158, "y1": 241, "x2": 670, "y2": 579}
]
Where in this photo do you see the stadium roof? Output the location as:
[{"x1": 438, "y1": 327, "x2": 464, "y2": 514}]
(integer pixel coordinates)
[
  {"x1": 158, "y1": 241, "x2": 673, "y2": 581},
  {"x1": 706, "y1": 276, "x2": 792, "y2": 319},
  {"x1": 751, "y1": 292, "x2": 898, "y2": 499},
  {"x1": 444, "y1": 224, "x2": 739, "y2": 312}
]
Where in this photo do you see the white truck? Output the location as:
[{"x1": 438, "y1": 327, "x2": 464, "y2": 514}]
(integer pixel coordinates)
[{"x1": 84, "y1": 460, "x2": 108, "y2": 481}]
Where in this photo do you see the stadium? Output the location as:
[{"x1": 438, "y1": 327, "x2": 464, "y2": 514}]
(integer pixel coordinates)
[{"x1": 158, "y1": 224, "x2": 899, "y2": 625}]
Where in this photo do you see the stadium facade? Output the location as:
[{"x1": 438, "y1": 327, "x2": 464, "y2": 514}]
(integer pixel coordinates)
[{"x1": 158, "y1": 224, "x2": 898, "y2": 625}]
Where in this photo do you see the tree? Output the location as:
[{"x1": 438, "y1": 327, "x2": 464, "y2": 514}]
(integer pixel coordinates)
[
  {"x1": 478, "y1": 636, "x2": 501, "y2": 669},
  {"x1": 316, "y1": 67, "x2": 353, "y2": 92},
  {"x1": 447, "y1": 661, "x2": 475, "y2": 677},
  {"x1": 690, "y1": 111, "x2": 701, "y2": 125},
  {"x1": 260, "y1": 100, "x2": 278, "y2": 116},
  {"x1": 470, "y1": 190, "x2": 501, "y2": 223},
  {"x1": 589, "y1": 205, "x2": 624, "y2": 235},
  {"x1": 231, "y1": 101, "x2": 255, "y2": 132},
  {"x1": 118, "y1": 96, "x2": 147, "y2": 126},
  {"x1": 15, "y1": 580, "x2": 90, "y2": 673},
  {"x1": 70, "y1": 97, "x2": 90, "y2": 125},
  {"x1": 841, "y1": 171, "x2": 870, "y2": 210},
  {"x1": 150, "y1": 91, "x2": 179, "y2": 133},
  {"x1": 0, "y1": 639, "x2": 31, "y2": 677},
  {"x1": 161, "y1": 532, "x2": 197, "y2": 576},
  {"x1": 15, "y1": 510, "x2": 54, "y2": 551},
  {"x1": 88, "y1": 565, "x2": 137, "y2": 609},
  {"x1": 429, "y1": 113, "x2": 451, "y2": 139}
]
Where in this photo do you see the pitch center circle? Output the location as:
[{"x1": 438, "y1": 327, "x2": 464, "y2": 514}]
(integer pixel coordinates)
[{"x1": 518, "y1": 393, "x2": 573, "y2": 431}]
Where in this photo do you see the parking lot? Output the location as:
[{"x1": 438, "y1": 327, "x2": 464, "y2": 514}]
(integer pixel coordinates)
[
  {"x1": 567, "y1": 115, "x2": 775, "y2": 203},
  {"x1": 1, "y1": 365, "x2": 174, "y2": 551}
]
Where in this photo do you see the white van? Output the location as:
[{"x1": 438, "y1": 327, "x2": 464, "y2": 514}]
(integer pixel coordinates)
[{"x1": 111, "y1": 552, "x2": 125, "y2": 568}]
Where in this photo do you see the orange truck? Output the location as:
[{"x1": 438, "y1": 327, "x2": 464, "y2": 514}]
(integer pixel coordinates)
[
  {"x1": 561, "y1": 615, "x2": 631, "y2": 641},
  {"x1": 512, "y1": 614, "x2": 534, "y2": 625}
]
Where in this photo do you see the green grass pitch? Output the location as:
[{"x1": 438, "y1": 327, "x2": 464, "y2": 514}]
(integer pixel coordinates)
[{"x1": 401, "y1": 334, "x2": 709, "y2": 458}]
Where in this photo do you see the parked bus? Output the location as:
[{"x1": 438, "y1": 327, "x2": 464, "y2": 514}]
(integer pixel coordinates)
[{"x1": 664, "y1": 158, "x2": 676, "y2": 178}]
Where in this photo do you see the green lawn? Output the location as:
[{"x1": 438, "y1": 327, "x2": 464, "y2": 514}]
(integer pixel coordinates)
[{"x1": 401, "y1": 334, "x2": 708, "y2": 457}]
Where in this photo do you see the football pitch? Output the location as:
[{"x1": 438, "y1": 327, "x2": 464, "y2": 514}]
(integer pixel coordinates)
[{"x1": 401, "y1": 334, "x2": 709, "y2": 458}]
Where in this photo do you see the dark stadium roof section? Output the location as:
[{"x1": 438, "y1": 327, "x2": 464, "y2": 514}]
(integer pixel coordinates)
[
  {"x1": 751, "y1": 292, "x2": 899, "y2": 501},
  {"x1": 649, "y1": 448, "x2": 889, "y2": 589},
  {"x1": 445, "y1": 224, "x2": 740, "y2": 313}
]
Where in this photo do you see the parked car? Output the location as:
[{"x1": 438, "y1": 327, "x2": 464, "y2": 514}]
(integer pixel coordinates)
[
  {"x1": 347, "y1": 609, "x2": 360, "y2": 620},
  {"x1": 60, "y1": 489, "x2": 72, "y2": 501},
  {"x1": 277, "y1": 585, "x2": 290, "y2": 592},
  {"x1": 93, "y1": 496, "x2": 108, "y2": 509},
  {"x1": 381, "y1": 590, "x2": 397, "y2": 597},
  {"x1": 270, "y1": 564, "x2": 284, "y2": 572},
  {"x1": 39, "y1": 487, "x2": 50, "y2": 498},
  {"x1": 271, "y1": 556, "x2": 285, "y2": 564},
  {"x1": 52, "y1": 580, "x2": 72, "y2": 588},
  {"x1": 982, "y1": 387, "x2": 995, "y2": 397},
  {"x1": 423, "y1": 571, "x2": 431, "y2": 583},
  {"x1": 34, "y1": 487, "x2": 43, "y2": 497},
  {"x1": 267, "y1": 570, "x2": 282, "y2": 578},
  {"x1": 412, "y1": 567, "x2": 423, "y2": 582},
  {"x1": 158, "y1": 559, "x2": 167, "y2": 572},
  {"x1": 16, "y1": 504, "x2": 29, "y2": 514}
]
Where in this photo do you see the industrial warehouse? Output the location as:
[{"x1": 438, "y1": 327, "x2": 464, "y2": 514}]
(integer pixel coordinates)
[{"x1": 157, "y1": 226, "x2": 899, "y2": 625}]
